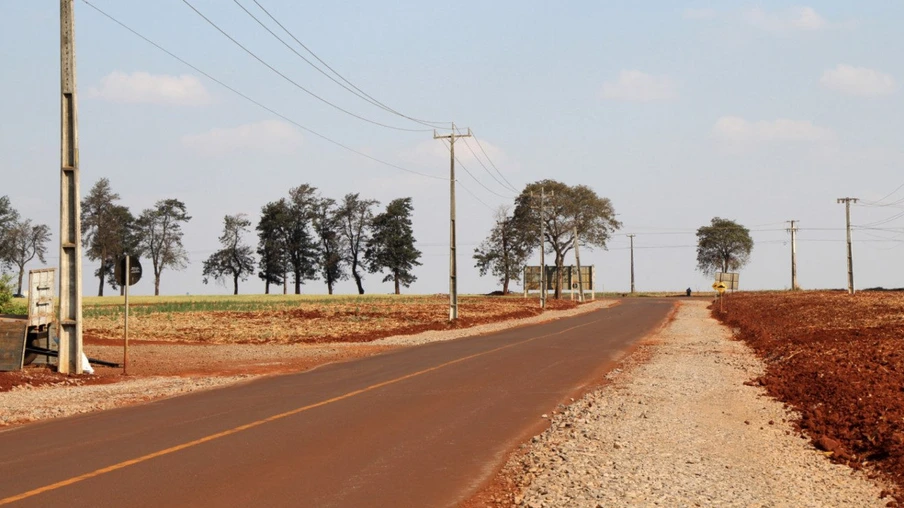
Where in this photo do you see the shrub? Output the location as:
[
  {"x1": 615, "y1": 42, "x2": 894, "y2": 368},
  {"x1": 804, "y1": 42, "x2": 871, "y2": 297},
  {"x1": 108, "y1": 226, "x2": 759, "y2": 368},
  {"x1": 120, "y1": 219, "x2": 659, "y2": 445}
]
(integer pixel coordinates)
[{"x1": 0, "y1": 273, "x2": 27, "y2": 315}]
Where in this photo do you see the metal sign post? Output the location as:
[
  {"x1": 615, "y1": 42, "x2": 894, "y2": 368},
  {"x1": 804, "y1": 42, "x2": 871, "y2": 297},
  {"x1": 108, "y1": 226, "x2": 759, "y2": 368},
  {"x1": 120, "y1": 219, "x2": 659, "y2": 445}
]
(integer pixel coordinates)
[
  {"x1": 713, "y1": 281, "x2": 727, "y2": 312},
  {"x1": 124, "y1": 256, "x2": 130, "y2": 375},
  {"x1": 115, "y1": 256, "x2": 142, "y2": 375}
]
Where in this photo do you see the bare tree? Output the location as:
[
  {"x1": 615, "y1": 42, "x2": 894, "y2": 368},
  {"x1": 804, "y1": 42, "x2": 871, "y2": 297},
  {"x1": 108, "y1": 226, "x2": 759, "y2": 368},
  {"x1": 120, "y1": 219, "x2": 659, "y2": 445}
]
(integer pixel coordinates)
[{"x1": 6, "y1": 219, "x2": 51, "y2": 295}]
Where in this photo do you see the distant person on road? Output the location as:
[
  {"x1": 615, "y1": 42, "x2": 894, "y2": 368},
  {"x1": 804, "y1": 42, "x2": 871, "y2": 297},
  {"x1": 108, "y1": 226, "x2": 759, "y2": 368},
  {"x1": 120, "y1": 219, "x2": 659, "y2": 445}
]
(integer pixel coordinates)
[{"x1": 686, "y1": 288, "x2": 692, "y2": 297}]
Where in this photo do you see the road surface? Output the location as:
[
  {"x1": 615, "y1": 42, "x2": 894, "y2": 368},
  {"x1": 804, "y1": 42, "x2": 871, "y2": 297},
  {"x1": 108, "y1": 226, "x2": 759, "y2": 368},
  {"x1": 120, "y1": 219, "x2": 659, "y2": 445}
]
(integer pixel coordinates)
[{"x1": 0, "y1": 298, "x2": 672, "y2": 507}]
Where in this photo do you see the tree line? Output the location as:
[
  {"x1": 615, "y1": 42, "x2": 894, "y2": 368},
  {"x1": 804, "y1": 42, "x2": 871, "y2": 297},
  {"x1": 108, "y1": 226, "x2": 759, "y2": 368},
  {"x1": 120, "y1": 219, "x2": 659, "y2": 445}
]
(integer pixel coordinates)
[
  {"x1": 4, "y1": 179, "x2": 757, "y2": 299},
  {"x1": 76, "y1": 179, "x2": 422, "y2": 296}
]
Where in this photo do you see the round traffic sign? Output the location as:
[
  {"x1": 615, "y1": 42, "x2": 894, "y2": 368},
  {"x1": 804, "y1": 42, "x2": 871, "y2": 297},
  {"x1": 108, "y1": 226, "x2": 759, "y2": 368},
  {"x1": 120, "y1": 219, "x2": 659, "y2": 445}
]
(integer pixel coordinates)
[{"x1": 115, "y1": 256, "x2": 142, "y2": 287}]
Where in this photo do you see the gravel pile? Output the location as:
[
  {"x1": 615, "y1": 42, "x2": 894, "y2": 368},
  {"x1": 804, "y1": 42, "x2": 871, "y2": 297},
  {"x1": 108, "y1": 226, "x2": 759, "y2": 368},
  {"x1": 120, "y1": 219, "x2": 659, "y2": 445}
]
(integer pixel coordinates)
[
  {"x1": 0, "y1": 300, "x2": 613, "y2": 428},
  {"x1": 505, "y1": 300, "x2": 888, "y2": 507}
]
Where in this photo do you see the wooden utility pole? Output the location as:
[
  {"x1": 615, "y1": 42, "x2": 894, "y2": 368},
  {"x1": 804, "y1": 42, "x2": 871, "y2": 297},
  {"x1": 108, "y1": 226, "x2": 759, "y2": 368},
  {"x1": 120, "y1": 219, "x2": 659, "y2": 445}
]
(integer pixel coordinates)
[
  {"x1": 787, "y1": 220, "x2": 799, "y2": 290},
  {"x1": 574, "y1": 226, "x2": 584, "y2": 302},
  {"x1": 837, "y1": 198, "x2": 858, "y2": 294},
  {"x1": 627, "y1": 234, "x2": 636, "y2": 294},
  {"x1": 59, "y1": 0, "x2": 83, "y2": 374},
  {"x1": 434, "y1": 123, "x2": 471, "y2": 320}
]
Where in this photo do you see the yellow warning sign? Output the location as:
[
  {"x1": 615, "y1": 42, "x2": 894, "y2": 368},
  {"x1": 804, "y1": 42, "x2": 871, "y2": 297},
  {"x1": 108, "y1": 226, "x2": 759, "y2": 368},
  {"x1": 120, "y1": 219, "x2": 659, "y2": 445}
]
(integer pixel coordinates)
[{"x1": 712, "y1": 281, "x2": 727, "y2": 293}]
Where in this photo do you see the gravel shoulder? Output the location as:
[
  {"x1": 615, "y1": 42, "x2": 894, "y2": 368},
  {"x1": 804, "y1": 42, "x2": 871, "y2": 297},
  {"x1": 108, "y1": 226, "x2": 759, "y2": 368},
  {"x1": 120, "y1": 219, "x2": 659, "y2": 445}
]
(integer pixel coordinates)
[
  {"x1": 0, "y1": 299, "x2": 614, "y2": 428},
  {"x1": 477, "y1": 300, "x2": 889, "y2": 507}
]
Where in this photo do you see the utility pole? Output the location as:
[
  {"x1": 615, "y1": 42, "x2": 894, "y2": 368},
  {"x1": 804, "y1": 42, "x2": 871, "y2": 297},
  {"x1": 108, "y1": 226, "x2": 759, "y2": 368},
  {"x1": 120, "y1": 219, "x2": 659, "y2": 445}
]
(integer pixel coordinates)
[
  {"x1": 434, "y1": 123, "x2": 471, "y2": 320},
  {"x1": 530, "y1": 189, "x2": 548, "y2": 308},
  {"x1": 59, "y1": 0, "x2": 83, "y2": 374},
  {"x1": 499, "y1": 217, "x2": 510, "y2": 295},
  {"x1": 837, "y1": 198, "x2": 858, "y2": 294},
  {"x1": 574, "y1": 225, "x2": 584, "y2": 302},
  {"x1": 539, "y1": 188, "x2": 547, "y2": 309},
  {"x1": 787, "y1": 220, "x2": 799, "y2": 291},
  {"x1": 627, "y1": 234, "x2": 636, "y2": 294}
]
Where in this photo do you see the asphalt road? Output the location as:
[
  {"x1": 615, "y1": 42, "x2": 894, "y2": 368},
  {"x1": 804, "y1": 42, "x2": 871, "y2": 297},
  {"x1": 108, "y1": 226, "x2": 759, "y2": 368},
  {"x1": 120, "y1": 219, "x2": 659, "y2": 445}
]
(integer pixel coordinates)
[{"x1": 0, "y1": 299, "x2": 673, "y2": 507}]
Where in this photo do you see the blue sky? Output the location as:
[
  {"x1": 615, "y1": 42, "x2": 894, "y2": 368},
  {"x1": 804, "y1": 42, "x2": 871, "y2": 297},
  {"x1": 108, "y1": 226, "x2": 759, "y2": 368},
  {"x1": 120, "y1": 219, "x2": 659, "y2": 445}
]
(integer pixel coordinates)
[{"x1": 2, "y1": 1, "x2": 902, "y2": 296}]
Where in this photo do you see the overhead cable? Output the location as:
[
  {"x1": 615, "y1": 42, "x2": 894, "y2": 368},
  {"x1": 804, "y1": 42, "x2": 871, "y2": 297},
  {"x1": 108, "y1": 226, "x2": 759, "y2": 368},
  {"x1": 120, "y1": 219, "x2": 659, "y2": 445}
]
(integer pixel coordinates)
[
  {"x1": 249, "y1": 0, "x2": 449, "y2": 128},
  {"x1": 468, "y1": 129, "x2": 520, "y2": 193},
  {"x1": 455, "y1": 130, "x2": 519, "y2": 194},
  {"x1": 81, "y1": 0, "x2": 445, "y2": 181},
  {"x1": 181, "y1": 0, "x2": 430, "y2": 133}
]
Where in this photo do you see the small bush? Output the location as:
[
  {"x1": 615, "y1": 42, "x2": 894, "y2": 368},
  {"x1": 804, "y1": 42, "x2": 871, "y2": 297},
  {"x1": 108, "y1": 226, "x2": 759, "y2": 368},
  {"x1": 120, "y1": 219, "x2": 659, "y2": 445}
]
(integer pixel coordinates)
[{"x1": 0, "y1": 273, "x2": 27, "y2": 315}]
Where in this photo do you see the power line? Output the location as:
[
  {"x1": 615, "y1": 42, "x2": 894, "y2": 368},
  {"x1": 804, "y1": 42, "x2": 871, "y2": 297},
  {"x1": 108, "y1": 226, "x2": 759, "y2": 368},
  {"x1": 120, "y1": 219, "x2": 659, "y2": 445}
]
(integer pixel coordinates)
[
  {"x1": 232, "y1": 0, "x2": 441, "y2": 128},
  {"x1": 457, "y1": 135, "x2": 517, "y2": 194},
  {"x1": 439, "y1": 139, "x2": 514, "y2": 200},
  {"x1": 471, "y1": 130, "x2": 520, "y2": 193},
  {"x1": 81, "y1": 0, "x2": 445, "y2": 182},
  {"x1": 860, "y1": 181, "x2": 904, "y2": 206},
  {"x1": 454, "y1": 155, "x2": 514, "y2": 199},
  {"x1": 455, "y1": 181, "x2": 494, "y2": 211},
  {"x1": 452, "y1": 126, "x2": 518, "y2": 194},
  {"x1": 854, "y1": 210, "x2": 904, "y2": 228},
  {"x1": 180, "y1": 0, "x2": 430, "y2": 133},
  {"x1": 248, "y1": 0, "x2": 448, "y2": 128}
]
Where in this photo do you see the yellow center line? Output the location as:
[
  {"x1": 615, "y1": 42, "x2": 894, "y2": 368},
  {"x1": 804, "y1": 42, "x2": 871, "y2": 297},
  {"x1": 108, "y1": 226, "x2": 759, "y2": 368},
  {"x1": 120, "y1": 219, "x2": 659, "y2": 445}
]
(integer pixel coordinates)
[{"x1": 0, "y1": 318, "x2": 602, "y2": 505}]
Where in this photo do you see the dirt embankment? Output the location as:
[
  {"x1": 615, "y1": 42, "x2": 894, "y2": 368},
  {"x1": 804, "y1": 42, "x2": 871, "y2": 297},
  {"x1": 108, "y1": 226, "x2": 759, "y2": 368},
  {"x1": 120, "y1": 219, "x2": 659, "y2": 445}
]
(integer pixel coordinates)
[{"x1": 713, "y1": 290, "x2": 904, "y2": 503}]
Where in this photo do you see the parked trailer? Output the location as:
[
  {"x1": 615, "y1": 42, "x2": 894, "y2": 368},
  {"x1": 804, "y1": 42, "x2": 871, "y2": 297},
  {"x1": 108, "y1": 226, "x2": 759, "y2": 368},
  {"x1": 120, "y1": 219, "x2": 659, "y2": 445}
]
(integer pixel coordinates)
[{"x1": 0, "y1": 314, "x2": 118, "y2": 371}]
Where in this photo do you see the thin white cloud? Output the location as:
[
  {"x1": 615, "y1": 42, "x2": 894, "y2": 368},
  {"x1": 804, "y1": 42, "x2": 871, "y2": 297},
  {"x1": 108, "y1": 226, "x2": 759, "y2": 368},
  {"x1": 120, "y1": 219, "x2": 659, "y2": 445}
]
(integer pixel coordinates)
[
  {"x1": 820, "y1": 64, "x2": 896, "y2": 97},
  {"x1": 683, "y1": 8, "x2": 716, "y2": 20},
  {"x1": 600, "y1": 70, "x2": 677, "y2": 102},
  {"x1": 182, "y1": 120, "x2": 304, "y2": 157},
  {"x1": 88, "y1": 71, "x2": 211, "y2": 105},
  {"x1": 712, "y1": 116, "x2": 835, "y2": 144},
  {"x1": 744, "y1": 6, "x2": 829, "y2": 32}
]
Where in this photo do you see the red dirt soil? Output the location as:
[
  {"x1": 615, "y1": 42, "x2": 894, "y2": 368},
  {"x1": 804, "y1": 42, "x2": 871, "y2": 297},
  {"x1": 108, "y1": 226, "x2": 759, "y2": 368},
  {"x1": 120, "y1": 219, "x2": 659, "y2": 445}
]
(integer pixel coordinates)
[
  {"x1": 714, "y1": 291, "x2": 904, "y2": 504},
  {"x1": 83, "y1": 296, "x2": 578, "y2": 345}
]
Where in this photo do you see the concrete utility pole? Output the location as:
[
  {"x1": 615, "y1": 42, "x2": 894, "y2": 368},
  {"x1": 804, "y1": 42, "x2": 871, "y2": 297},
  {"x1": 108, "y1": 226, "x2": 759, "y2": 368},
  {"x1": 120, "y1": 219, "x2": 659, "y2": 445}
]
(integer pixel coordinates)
[
  {"x1": 539, "y1": 189, "x2": 547, "y2": 309},
  {"x1": 837, "y1": 198, "x2": 858, "y2": 295},
  {"x1": 574, "y1": 225, "x2": 584, "y2": 302},
  {"x1": 787, "y1": 220, "x2": 800, "y2": 291},
  {"x1": 434, "y1": 123, "x2": 471, "y2": 320},
  {"x1": 498, "y1": 217, "x2": 510, "y2": 295},
  {"x1": 59, "y1": 0, "x2": 84, "y2": 374},
  {"x1": 627, "y1": 234, "x2": 636, "y2": 294},
  {"x1": 530, "y1": 188, "x2": 554, "y2": 308}
]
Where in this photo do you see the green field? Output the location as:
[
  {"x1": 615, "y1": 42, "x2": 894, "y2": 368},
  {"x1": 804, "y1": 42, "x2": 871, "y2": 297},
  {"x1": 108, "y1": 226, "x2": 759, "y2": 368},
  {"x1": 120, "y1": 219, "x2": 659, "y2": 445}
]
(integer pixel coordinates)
[{"x1": 81, "y1": 293, "x2": 442, "y2": 318}]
